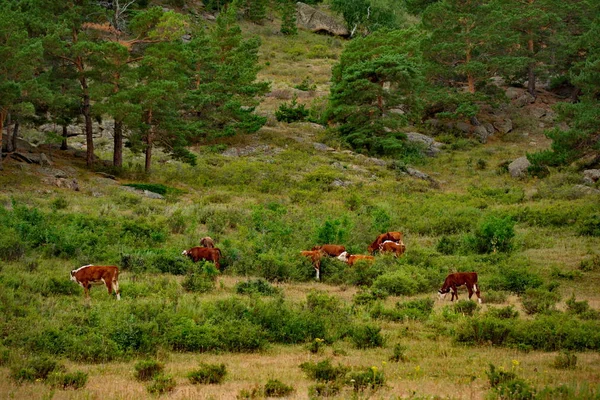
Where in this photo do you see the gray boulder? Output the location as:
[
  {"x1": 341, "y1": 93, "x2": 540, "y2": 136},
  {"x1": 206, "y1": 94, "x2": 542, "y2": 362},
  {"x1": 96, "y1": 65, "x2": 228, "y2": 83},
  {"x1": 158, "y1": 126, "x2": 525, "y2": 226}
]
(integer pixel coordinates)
[
  {"x1": 583, "y1": 169, "x2": 600, "y2": 185},
  {"x1": 404, "y1": 132, "x2": 443, "y2": 156},
  {"x1": 296, "y1": 2, "x2": 349, "y2": 37},
  {"x1": 508, "y1": 156, "x2": 531, "y2": 178}
]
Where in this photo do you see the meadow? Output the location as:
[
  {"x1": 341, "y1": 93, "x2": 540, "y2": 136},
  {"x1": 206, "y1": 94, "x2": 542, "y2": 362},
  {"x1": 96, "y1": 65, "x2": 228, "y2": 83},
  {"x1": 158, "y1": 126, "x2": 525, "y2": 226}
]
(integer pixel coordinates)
[{"x1": 1, "y1": 15, "x2": 600, "y2": 400}]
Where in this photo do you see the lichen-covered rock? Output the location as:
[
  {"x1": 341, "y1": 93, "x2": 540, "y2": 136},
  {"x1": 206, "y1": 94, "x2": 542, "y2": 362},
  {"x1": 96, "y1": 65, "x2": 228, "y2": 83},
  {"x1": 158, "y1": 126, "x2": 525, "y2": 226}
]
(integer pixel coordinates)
[
  {"x1": 296, "y1": 2, "x2": 349, "y2": 37},
  {"x1": 508, "y1": 156, "x2": 531, "y2": 178}
]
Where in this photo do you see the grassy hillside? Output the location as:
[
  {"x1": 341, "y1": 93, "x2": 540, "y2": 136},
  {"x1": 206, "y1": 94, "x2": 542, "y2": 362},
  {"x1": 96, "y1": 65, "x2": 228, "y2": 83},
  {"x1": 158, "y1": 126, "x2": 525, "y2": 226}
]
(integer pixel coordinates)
[{"x1": 1, "y1": 15, "x2": 600, "y2": 400}]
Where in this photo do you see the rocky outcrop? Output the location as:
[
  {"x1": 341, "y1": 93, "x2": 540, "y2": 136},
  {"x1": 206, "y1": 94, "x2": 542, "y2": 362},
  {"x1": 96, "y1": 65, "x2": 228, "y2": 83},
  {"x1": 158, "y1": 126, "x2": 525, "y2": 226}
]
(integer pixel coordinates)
[
  {"x1": 508, "y1": 156, "x2": 531, "y2": 178},
  {"x1": 296, "y1": 2, "x2": 349, "y2": 37},
  {"x1": 404, "y1": 132, "x2": 444, "y2": 156},
  {"x1": 583, "y1": 169, "x2": 600, "y2": 185}
]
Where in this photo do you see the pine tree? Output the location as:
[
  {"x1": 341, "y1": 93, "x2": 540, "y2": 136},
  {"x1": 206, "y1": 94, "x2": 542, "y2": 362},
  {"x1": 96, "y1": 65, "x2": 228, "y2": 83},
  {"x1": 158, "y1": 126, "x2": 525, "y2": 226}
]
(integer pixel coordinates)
[{"x1": 280, "y1": 0, "x2": 298, "y2": 36}]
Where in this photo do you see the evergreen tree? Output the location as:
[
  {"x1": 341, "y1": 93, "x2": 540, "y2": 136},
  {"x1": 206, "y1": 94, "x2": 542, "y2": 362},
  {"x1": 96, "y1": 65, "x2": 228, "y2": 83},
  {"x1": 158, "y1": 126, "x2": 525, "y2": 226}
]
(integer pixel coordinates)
[
  {"x1": 280, "y1": 0, "x2": 298, "y2": 36},
  {"x1": 331, "y1": 0, "x2": 401, "y2": 37},
  {"x1": 328, "y1": 29, "x2": 424, "y2": 155}
]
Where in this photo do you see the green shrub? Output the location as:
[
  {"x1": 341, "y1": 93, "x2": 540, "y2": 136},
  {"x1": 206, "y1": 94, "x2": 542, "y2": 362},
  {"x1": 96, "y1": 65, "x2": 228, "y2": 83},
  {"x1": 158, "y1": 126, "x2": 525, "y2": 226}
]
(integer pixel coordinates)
[
  {"x1": 349, "y1": 324, "x2": 384, "y2": 349},
  {"x1": 188, "y1": 363, "x2": 227, "y2": 384},
  {"x1": 508, "y1": 315, "x2": 600, "y2": 351},
  {"x1": 353, "y1": 289, "x2": 388, "y2": 305},
  {"x1": 371, "y1": 270, "x2": 419, "y2": 296},
  {"x1": 48, "y1": 371, "x2": 88, "y2": 390},
  {"x1": 299, "y1": 360, "x2": 349, "y2": 382},
  {"x1": 487, "y1": 267, "x2": 543, "y2": 294},
  {"x1": 486, "y1": 363, "x2": 517, "y2": 389},
  {"x1": 67, "y1": 333, "x2": 121, "y2": 363},
  {"x1": 50, "y1": 196, "x2": 69, "y2": 210},
  {"x1": 235, "y1": 278, "x2": 281, "y2": 296},
  {"x1": 346, "y1": 366, "x2": 385, "y2": 392},
  {"x1": 465, "y1": 216, "x2": 515, "y2": 254},
  {"x1": 182, "y1": 271, "x2": 216, "y2": 293},
  {"x1": 553, "y1": 351, "x2": 577, "y2": 370},
  {"x1": 483, "y1": 289, "x2": 509, "y2": 304},
  {"x1": 10, "y1": 356, "x2": 64, "y2": 383},
  {"x1": 454, "y1": 316, "x2": 512, "y2": 346},
  {"x1": 486, "y1": 306, "x2": 519, "y2": 320},
  {"x1": 454, "y1": 299, "x2": 478, "y2": 316},
  {"x1": 308, "y1": 382, "x2": 341, "y2": 398},
  {"x1": 579, "y1": 255, "x2": 600, "y2": 272},
  {"x1": 436, "y1": 235, "x2": 460, "y2": 255},
  {"x1": 147, "y1": 374, "x2": 176, "y2": 395},
  {"x1": 264, "y1": 379, "x2": 294, "y2": 397},
  {"x1": 389, "y1": 343, "x2": 408, "y2": 362},
  {"x1": 275, "y1": 96, "x2": 309, "y2": 123},
  {"x1": 578, "y1": 214, "x2": 600, "y2": 236},
  {"x1": 0, "y1": 346, "x2": 10, "y2": 366},
  {"x1": 373, "y1": 298, "x2": 434, "y2": 322},
  {"x1": 134, "y1": 359, "x2": 164, "y2": 381},
  {"x1": 520, "y1": 289, "x2": 560, "y2": 315},
  {"x1": 0, "y1": 227, "x2": 25, "y2": 261},
  {"x1": 495, "y1": 378, "x2": 536, "y2": 400},
  {"x1": 566, "y1": 295, "x2": 600, "y2": 320}
]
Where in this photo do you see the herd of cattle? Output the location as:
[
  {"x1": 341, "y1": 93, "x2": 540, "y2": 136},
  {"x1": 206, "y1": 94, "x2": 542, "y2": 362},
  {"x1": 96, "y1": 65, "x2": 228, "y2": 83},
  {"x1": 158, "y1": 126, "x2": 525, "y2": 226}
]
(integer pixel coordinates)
[{"x1": 69, "y1": 232, "x2": 482, "y2": 304}]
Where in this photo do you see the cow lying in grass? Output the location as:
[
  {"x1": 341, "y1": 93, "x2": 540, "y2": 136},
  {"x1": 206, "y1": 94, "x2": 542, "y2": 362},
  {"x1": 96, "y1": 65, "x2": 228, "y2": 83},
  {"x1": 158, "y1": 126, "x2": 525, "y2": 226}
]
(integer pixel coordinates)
[
  {"x1": 438, "y1": 272, "x2": 482, "y2": 304},
  {"x1": 337, "y1": 251, "x2": 375, "y2": 266}
]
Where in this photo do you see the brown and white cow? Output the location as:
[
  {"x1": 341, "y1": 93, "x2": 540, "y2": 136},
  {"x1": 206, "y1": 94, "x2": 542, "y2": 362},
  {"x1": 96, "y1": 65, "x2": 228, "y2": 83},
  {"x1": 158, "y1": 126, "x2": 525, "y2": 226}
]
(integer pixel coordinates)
[
  {"x1": 70, "y1": 265, "x2": 121, "y2": 300},
  {"x1": 301, "y1": 250, "x2": 324, "y2": 280},
  {"x1": 311, "y1": 244, "x2": 346, "y2": 257},
  {"x1": 182, "y1": 246, "x2": 222, "y2": 270},
  {"x1": 379, "y1": 240, "x2": 406, "y2": 257},
  {"x1": 200, "y1": 236, "x2": 215, "y2": 248},
  {"x1": 337, "y1": 251, "x2": 375, "y2": 266},
  {"x1": 368, "y1": 231, "x2": 403, "y2": 254},
  {"x1": 438, "y1": 272, "x2": 482, "y2": 304}
]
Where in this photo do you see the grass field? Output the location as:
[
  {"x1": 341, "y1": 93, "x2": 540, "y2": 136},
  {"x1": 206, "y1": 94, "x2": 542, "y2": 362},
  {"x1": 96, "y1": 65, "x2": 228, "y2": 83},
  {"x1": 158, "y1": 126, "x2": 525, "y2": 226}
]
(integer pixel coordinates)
[{"x1": 1, "y1": 12, "x2": 600, "y2": 400}]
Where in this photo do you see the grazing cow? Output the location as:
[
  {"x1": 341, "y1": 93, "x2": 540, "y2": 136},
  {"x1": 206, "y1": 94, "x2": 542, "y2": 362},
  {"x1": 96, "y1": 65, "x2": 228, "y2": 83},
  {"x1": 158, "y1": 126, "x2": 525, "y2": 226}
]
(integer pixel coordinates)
[
  {"x1": 311, "y1": 244, "x2": 346, "y2": 257},
  {"x1": 379, "y1": 240, "x2": 406, "y2": 257},
  {"x1": 301, "y1": 250, "x2": 324, "y2": 280},
  {"x1": 183, "y1": 247, "x2": 222, "y2": 270},
  {"x1": 70, "y1": 265, "x2": 121, "y2": 300},
  {"x1": 337, "y1": 251, "x2": 375, "y2": 266},
  {"x1": 438, "y1": 272, "x2": 482, "y2": 304},
  {"x1": 200, "y1": 236, "x2": 215, "y2": 248},
  {"x1": 368, "y1": 231, "x2": 403, "y2": 254}
]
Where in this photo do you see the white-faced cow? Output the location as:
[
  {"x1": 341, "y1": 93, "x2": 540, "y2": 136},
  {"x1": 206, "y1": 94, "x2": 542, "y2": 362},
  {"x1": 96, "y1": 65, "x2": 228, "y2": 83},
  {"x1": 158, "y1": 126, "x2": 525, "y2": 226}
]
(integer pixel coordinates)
[
  {"x1": 70, "y1": 265, "x2": 121, "y2": 300},
  {"x1": 379, "y1": 240, "x2": 406, "y2": 257},
  {"x1": 200, "y1": 236, "x2": 215, "y2": 248},
  {"x1": 438, "y1": 272, "x2": 482, "y2": 304},
  {"x1": 311, "y1": 244, "x2": 346, "y2": 257},
  {"x1": 337, "y1": 251, "x2": 375, "y2": 266},
  {"x1": 183, "y1": 246, "x2": 222, "y2": 270},
  {"x1": 368, "y1": 231, "x2": 403, "y2": 254},
  {"x1": 301, "y1": 250, "x2": 324, "y2": 280}
]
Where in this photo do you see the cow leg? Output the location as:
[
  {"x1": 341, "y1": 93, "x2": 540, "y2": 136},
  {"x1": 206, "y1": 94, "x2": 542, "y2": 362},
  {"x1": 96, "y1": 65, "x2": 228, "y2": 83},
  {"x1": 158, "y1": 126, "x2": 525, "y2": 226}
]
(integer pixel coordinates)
[
  {"x1": 105, "y1": 279, "x2": 113, "y2": 295},
  {"x1": 315, "y1": 259, "x2": 321, "y2": 281},
  {"x1": 214, "y1": 260, "x2": 220, "y2": 270},
  {"x1": 112, "y1": 280, "x2": 121, "y2": 300},
  {"x1": 467, "y1": 286, "x2": 473, "y2": 300},
  {"x1": 451, "y1": 286, "x2": 458, "y2": 301},
  {"x1": 474, "y1": 283, "x2": 481, "y2": 304}
]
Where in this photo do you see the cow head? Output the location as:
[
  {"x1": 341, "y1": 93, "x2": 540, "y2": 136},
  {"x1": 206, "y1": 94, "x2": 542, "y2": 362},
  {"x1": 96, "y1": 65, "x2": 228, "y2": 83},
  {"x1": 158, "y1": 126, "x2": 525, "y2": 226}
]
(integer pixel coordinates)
[
  {"x1": 438, "y1": 288, "x2": 450, "y2": 300},
  {"x1": 336, "y1": 252, "x2": 349, "y2": 262},
  {"x1": 70, "y1": 270, "x2": 77, "y2": 282},
  {"x1": 182, "y1": 249, "x2": 188, "y2": 256}
]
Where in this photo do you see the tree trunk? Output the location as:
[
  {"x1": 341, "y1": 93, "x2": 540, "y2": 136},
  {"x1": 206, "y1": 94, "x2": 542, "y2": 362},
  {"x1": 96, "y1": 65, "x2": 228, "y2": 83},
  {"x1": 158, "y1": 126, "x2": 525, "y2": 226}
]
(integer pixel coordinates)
[
  {"x1": 81, "y1": 78, "x2": 94, "y2": 168},
  {"x1": 5, "y1": 113, "x2": 13, "y2": 152},
  {"x1": 527, "y1": 37, "x2": 536, "y2": 97},
  {"x1": 0, "y1": 110, "x2": 5, "y2": 171},
  {"x1": 12, "y1": 120, "x2": 19, "y2": 152},
  {"x1": 145, "y1": 110, "x2": 153, "y2": 174},
  {"x1": 113, "y1": 119, "x2": 123, "y2": 168},
  {"x1": 61, "y1": 125, "x2": 68, "y2": 150}
]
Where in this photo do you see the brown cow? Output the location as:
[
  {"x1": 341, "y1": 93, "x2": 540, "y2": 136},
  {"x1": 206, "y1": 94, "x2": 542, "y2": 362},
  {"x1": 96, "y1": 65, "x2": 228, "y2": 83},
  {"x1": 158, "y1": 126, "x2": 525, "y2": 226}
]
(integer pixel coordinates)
[
  {"x1": 368, "y1": 231, "x2": 403, "y2": 254},
  {"x1": 311, "y1": 244, "x2": 346, "y2": 257},
  {"x1": 379, "y1": 240, "x2": 406, "y2": 257},
  {"x1": 337, "y1": 251, "x2": 375, "y2": 266},
  {"x1": 183, "y1": 247, "x2": 222, "y2": 270},
  {"x1": 438, "y1": 272, "x2": 482, "y2": 304},
  {"x1": 200, "y1": 236, "x2": 215, "y2": 248},
  {"x1": 301, "y1": 250, "x2": 324, "y2": 280},
  {"x1": 70, "y1": 265, "x2": 121, "y2": 300}
]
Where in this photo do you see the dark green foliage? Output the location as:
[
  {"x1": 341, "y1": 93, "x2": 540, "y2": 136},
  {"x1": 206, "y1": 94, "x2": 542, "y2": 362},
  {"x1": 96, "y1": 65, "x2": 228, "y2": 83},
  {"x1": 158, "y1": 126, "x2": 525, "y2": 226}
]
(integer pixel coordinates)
[
  {"x1": 454, "y1": 299, "x2": 478, "y2": 316},
  {"x1": 565, "y1": 295, "x2": 600, "y2": 320},
  {"x1": 482, "y1": 290, "x2": 508, "y2": 304},
  {"x1": 486, "y1": 306, "x2": 519, "y2": 320},
  {"x1": 147, "y1": 374, "x2": 176, "y2": 395},
  {"x1": 67, "y1": 332, "x2": 122, "y2": 363},
  {"x1": 10, "y1": 356, "x2": 64, "y2": 383},
  {"x1": 48, "y1": 371, "x2": 88, "y2": 390},
  {"x1": 50, "y1": 196, "x2": 69, "y2": 210},
  {"x1": 122, "y1": 183, "x2": 183, "y2": 196},
  {"x1": 487, "y1": 364, "x2": 535, "y2": 400},
  {"x1": 349, "y1": 324, "x2": 384, "y2": 349},
  {"x1": 235, "y1": 278, "x2": 280, "y2": 296},
  {"x1": 436, "y1": 235, "x2": 460, "y2": 255},
  {"x1": 578, "y1": 214, "x2": 600, "y2": 237},
  {"x1": 182, "y1": 271, "x2": 216, "y2": 294},
  {"x1": 280, "y1": 1, "x2": 297, "y2": 35},
  {"x1": 188, "y1": 363, "x2": 227, "y2": 384},
  {"x1": 299, "y1": 359, "x2": 349, "y2": 382},
  {"x1": 454, "y1": 316, "x2": 512, "y2": 346},
  {"x1": 294, "y1": 77, "x2": 316, "y2": 92},
  {"x1": 308, "y1": 382, "x2": 341, "y2": 398},
  {"x1": 580, "y1": 255, "x2": 600, "y2": 272},
  {"x1": 264, "y1": 379, "x2": 294, "y2": 397},
  {"x1": 372, "y1": 298, "x2": 434, "y2": 322},
  {"x1": 121, "y1": 249, "x2": 192, "y2": 275},
  {"x1": 0, "y1": 227, "x2": 25, "y2": 261},
  {"x1": 275, "y1": 96, "x2": 309, "y2": 123},
  {"x1": 346, "y1": 366, "x2": 385, "y2": 392},
  {"x1": 487, "y1": 267, "x2": 543, "y2": 294},
  {"x1": 134, "y1": 359, "x2": 164, "y2": 381},
  {"x1": 331, "y1": 0, "x2": 400, "y2": 36},
  {"x1": 465, "y1": 215, "x2": 515, "y2": 254},
  {"x1": 520, "y1": 289, "x2": 560, "y2": 315},
  {"x1": 553, "y1": 351, "x2": 578, "y2": 370},
  {"x1": 353, "y1": 289, "x2": 388, "y2": 306}
]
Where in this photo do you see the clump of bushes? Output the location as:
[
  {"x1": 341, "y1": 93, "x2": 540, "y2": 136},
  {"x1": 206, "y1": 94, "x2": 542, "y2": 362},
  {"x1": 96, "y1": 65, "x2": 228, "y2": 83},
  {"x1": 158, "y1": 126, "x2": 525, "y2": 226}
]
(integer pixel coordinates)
[
  {"x1": 48, "y1": 371, "x2": 88, "y2": 390},
  {"x1": 566, "y1": 295, "x2": 600, "y2": 320},
  {"x1": 349, "y1": 324, "x2": 384, "y2": 349},
  {"x1": 147, "y1": 374, "x2": 176, "y2": 395},
  {"x1": 371, "y1": 298, "x2": 434, "y2": 322},
  {"x1": 275, "y1": 96, "x2": 309, "y2": 123},
  {"x1": 579, "y1": 254, "x2": 600, "y2": 272},
  {"x1": 264, "y1": 379, "x2": 294, "y2": 397},
  {"x1": 464, "y1": 216, "x2": 515, "y2": 254},
  {"x1": 182, "y1": 271, "x2": 216, "y2": 293},
  {"x1": 487, "y1": 267, "x2": 543, "y2": 294},
  {"x1": 346, "y1": 366, "x2": 385, "y2": 392},
  {"x1": 486, "y1": 306, "x2": 519, "y2": 320},
  {"x1": 520, "y1": 289, "x2": 560, "y2": 315},
  {"x1": 188, "y1": 363, "x2": 227, "y2": 384},
  {"x1": 353, "y1": 289, "x2": 388, "y2": 305},
  {"x1": 10, "y1": 356, "x2": 64, "y2": 383},
  {"x1": 134, "y1": 359, "x2": 164, "y2": 381},
  {"x1": 235, "y1": 278, "x2": 281, "y2": 296},
  {"x1": 553, "y1": 351, "x2": 577, "y2": 370},
  {"x1": 454, "y1": 299, "x2": 478, "y2": 316},
  {"x1": 308, "y1": 382, "x2": 341, "y2": 398},
  {"x1": 299, "y1": 360, "x2": 349, "y2": 383},
  {"x1": 578, "y1": 213, "x2": 600, "y2": 236},
  {"x1": 389, "y1": 343, "x2": 408, "y2": 363},
  {"x1": 486, "y1": 363, "x2": 535, "y2": 400}
]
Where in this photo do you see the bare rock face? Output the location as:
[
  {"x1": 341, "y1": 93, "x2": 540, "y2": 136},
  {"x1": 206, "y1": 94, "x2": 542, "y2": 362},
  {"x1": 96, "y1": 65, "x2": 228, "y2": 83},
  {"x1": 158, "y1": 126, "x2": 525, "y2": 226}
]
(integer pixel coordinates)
[
  {"x1": 296, "y1": 2, "x2": 349, "y2": 37},
  {"x1": 404, "y1": 132, "x2": 444, "y2": 156},
  {"x1": 583, "y1": 169, "x2": 600, "y2": 185}
]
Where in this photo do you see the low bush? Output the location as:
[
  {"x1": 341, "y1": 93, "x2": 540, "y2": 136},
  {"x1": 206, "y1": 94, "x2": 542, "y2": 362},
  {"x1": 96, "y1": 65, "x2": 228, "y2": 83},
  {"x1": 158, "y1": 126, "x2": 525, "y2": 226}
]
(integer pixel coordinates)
[
  {"x1": 299, "y1": 359, "x2": 349, "y2": 382},
  {"x1": 454, "y1": 299, "x2": 478, "y2": 315},
  {"x1": 10, "y1": 356, "x2": 64, "y2": 383},
  {"x1": 389, "y1": 343, "x2": 408, "y2": 362},
  {"x1": 264, "y1": 379, "x2": 294, "y2": 397},
  {"x1": 147, "y1": 374, "x2": 176, "y2": 395},
  {"x1": 235, "y1": 278, "x2": 281, "y2": 296},
  {"x1": 48, "y1": 371, "x2": 88, "y2": 390},
  {"x1": 353, "y1": 289, "x2": 388, "y2": 305},
  {"x1": 275, "y1": 96, "x2": 309, "y2": 123},
  {"x1": 134, "y1": 359, "x2": 164, "y2": 381},
  {"x1": 188, "y1": 363, "x2": 227, "y2": 384},
  {"x1": 482, "y1": 289, "x2": 508, "y2": 304},
  {"x1": 487, "y1": 267, "x2": 543, "y2": 294},
  {"x1": 553, "y1": 351, "x2": 577, "y2": 369},
  {"x1": 464, "y1": 215, "x2": 515, "y2": 254},
  {"x1": 346, "y1": 366, "x2": 385, "y2": 392},
  {"x1": 520, "y1": 289, "x2": 560, "y2": 315},
  {"x1": 182, "y1": 272, "x2": 215, "y2": 294},
  {"x1": 308, "y1": 382, "x2": 341, "y2": 398},
  {"x1": 578, "y1": 213, "x2": 600, "y2": 236},
  {"x1": 0, "y1": 227, "x2": 25, "y2": 261},
  {"x1": 566, "y1": 295, "x2": 600, "y2": 320},
  {"x1": 371, "y1": 298, "x2": 434, "y2": 322},
  {"x1": 454, "y1": 316, "x2": 512, "y2": 346},
  {"x1": 579, "y1": 255, "x2": 600, "y2": 272},
  {"x1": 486, "y1": 306, "x2": 519, "y2": 320},
  {"x1": 349, "y1": 324, "x2": 384, "y2": 349}
]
